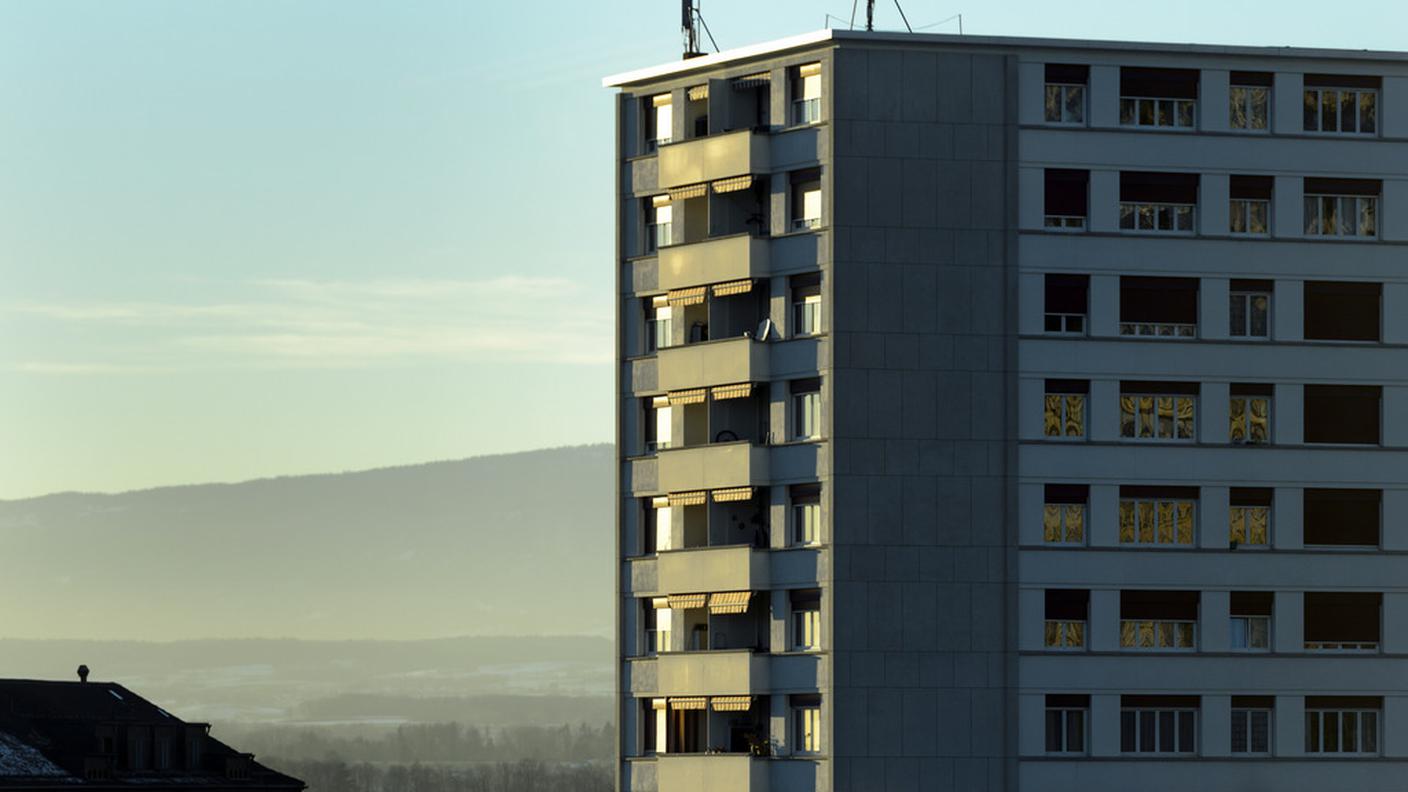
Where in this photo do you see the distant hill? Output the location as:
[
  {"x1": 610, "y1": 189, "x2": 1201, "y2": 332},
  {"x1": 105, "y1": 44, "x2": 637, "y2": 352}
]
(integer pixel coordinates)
[{"x1": 0, "y1": 445, "x2": 615, "y2": 641}]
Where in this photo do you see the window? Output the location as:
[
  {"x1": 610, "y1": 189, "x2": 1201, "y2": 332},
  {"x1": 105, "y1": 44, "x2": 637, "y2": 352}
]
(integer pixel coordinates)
[
  {"x1": 792, "y1": 63, "x2": 821, "y2": 125},
  {"x1": 646, "y1": 296, "x2": 674, "y2": 352},
  {"x1": 684, "y1": 85, "x2": 708, "y2": 139},
  {"x1": 644, "y1": 598, "x2": 672, "y2": 654},
  {"x1": 1044, "y1": 169, "x2": 1089, "y2": 230},
  {"x1": 1044, "y1": 64, "x2": 1088, "y2": 125},
  {"x1": 1043, "y1": 380, "x2": 1087, "y2": 439},
  {"x1": 1043, "y1": 484, "x2": 1087, "y2": 545},
  {"x1": 1304, "y1": 488, "x2": 1380, "y2": 548},
  {"x1": 1121, "y1": 698, "x2": 1198, "y2": 754},
  {"x1": 1119, "y1": 487, "x2": 1197, "y2": 546},
  {"x1": 647, "y1": 198, "x2": 673, "y2": 252},
  {"x1": 1303, "y1": 76, "x2": 1378, "y2": 135},
  {"x1": 644, "y1": 397, "x2": 672, "y2": 454},
  {"x1": 1120, "y1": 383, "x2": 1197, "y2": 442},
  {"x1": 1304, "y1": 281, "x2": 1380, "y2": 342},
  {"x1": 646, "y1": 498, "x2": 673, "y2": 554},
  {"x1": 1229, "y1": 72, "x2": 1271, "y2": 131},
  {"x1": 1120, "y1": 172, "x2": 1198, "y2": 234},
  {"x1": 1120, "y1": 590, "x2": 1198, "y2": 650},
  {"x1": 1304, "y1": 593, "x2": 1381, "y2": 652},
  {"x1": 642, "y1": 699, "x2": 665, "y2": 754},
  {"x1": 1304, "y1": 178, "x2": 1380, "y2": 238},
  {"x1": 1231, "y1": 702, "x2": 1272, "y2": 754},
  {"x1": 791, "y1": 590, "x2": 821, "y2": 651},
  {"x1": 1229, "y1": 280, "x2": 1271, "y2": 339},
  {"x1": 791, "y1": 484, "x2": 821, "y2": 546},
  {"x1": 1119, "y1": 67, "x2": 1198, "y2": 129},
  {"x1": 792, "y1": 695, "x2": 822, "y2": 754},
  {"x1": 1045, "y1": 589, "x2": 1088, "y2": 650},
  {"x1": 1120, "y1": 276, "x2": 1198, "y2": 337},
  {"x1": 791, "y1": 273, "x2": 821, "y2": 337},
  {"x1": 1046, "y1": 695, "x2": 1088, "y2": 754},
  {"x1": 1044, "y1": 274, "x2": 1087, "y2": 334},
  {"x1": 646, "y1": 94, "x2": 673, "y2": 150},
  {"x1": 1230, "y1": 591, "x2": 1272, "y2": 650},
  {"x1": 1229, "y1": 385, "x2": 1271, "y2": 445},
  {"x1": 1304, "y1": 385, "x2": 1381, "y2": 445},
  {"x1": 792, "y1": 378, "x2": 822, "y2": 440},
  {"x1": 1229, "y1": 175, "x2": 1272, "y2": 235},
  {"x1": 1229, "y1": 489, "x2": 1272, "y2": 548},
  {"x1": 1306, "y1": 702, "x2": 1379, "y2": 754},
  {"x1": 791, "y1": 170, "x2": 822, "y2": 230}
]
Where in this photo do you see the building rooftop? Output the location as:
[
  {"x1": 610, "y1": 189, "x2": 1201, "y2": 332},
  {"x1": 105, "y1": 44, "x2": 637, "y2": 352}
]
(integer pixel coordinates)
[
  {"x1": 603, "y1": 28, "x2": 1408, "y2": 88},
  {"x1": 0, "y1": 678, "x2": 304, "y2": 790}
]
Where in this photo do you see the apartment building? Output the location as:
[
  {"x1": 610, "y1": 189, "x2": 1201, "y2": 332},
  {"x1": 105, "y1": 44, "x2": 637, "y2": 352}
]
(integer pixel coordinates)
[{"x1": 605, "y1": 28, "x2": 1408, "y2": 792}]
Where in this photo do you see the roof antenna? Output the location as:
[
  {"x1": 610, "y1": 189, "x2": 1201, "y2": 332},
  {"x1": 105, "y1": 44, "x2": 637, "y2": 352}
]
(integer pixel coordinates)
[
  {"x1": 681, "y1": 0, "x2": 717, "y2": 59},
  {"x1": 866, "y1": 0, "x2": 875, "y2": 30},
  {"x1": 893, "y1": 0, "x2": 914, "y2": 32}
]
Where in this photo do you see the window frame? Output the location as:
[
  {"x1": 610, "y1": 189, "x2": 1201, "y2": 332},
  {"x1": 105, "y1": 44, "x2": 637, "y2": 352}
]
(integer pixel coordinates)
[
  {"x1": 1119, "y1": 619, "x2": 1197, "y2": 651},
  {"x1": 646, "y1": 94, "x2": 674, "y2": 151},
  {"x1": 792, "y1": 181, "x2": 822, "y2": 230},
  {"x1": 791, "y1": 64, "x2": 822, "y2": 126},
  {"x1": 1229, "y1": 290, "x2": 1271, "y2": 339},
  {"x1": 1229, "y1": 85, "x2": 1271, "y2": 132},
  {"x1": 1305, "y1": 708, "x2": 1379, "y2": 755},
  {"x1": 1044, "y1": 82, "x2": 1087, "y2": 125},
  {"x1": 793, "y1": 291, "x2": 822, "y2": 337},
  {"x1": 1044, "y1": 618, "x2": 1087, "y2": 650},
  {"x1": 1229, "y1": 615, "x2": 1271, "y2": 651},
  {"x1": 1045, "y1": 707, "x2": 1088, "y2": 754},
  {"x1": 1042, "y1": 502, "x2": 1086, "y2": 545},
  {"x1": 1119, "y1": 201, "x2": 1197, "y2": 234},
  {"x1": 645, "y1": 298, "x2": 674, "y2": 353},
  {"x1": 792, "y1": 702, "x2": 822, "y2": 755},
  {"x1": 1120, "y1": 393, "x2": 1197, "y2": 443},
  {"x1": 791, "y1": 599, "x2": 822, "y2": 652},
  {"x1": 1229, "y1": 198, "x2": 1271, "y2": 236},
  {"x1": 1304, "y1": 193, "x2": 1378, "y2": 238},
  {"x1": 793, "y1": 388, "x2": 822, "y2": 441},
  {"x1": 792, "y1": 492, "x2": 821, "y2": 547},
  {"x1": 1231, "y1": 708, "x2": 1272, "y2": 755},
  {"x1": 1043, "y1": 390, "x2": 1087, "y2": 440},
  {"x1": 1118, "y1": 497, "x2": 1197, "y2": 546},
  {"x1": 1120, "y1": 707, "x2": 1198, "y2": 754},
  {"x1": 1229, "y1": 394, "x2": 1272, "y2": 445},
  {"x1": 1303, "y1": 87, "x2": 1378, "y2": 136},
  {"x1": 1229, "y1": 504, "x2": 1271, "y2": 548},
  {"x1": 1119, "y1": 96, "x2": 1197, "y2": 130}
]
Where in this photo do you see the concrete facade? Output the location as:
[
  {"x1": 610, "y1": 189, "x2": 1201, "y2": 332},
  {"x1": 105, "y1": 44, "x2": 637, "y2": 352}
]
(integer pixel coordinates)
[{"x1": 607, "y1": 28, "x2": 1408, "y2": 792}]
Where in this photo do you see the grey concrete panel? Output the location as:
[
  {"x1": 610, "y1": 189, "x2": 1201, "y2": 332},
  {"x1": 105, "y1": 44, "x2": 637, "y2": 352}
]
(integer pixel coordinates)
[{"x1": 900, "y1": 51, "x2": 939, "y2": 123}]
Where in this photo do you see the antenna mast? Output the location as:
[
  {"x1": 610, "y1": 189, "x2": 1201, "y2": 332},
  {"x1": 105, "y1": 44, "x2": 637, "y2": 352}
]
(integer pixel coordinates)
[
  {"x1": 682, "y1": 0, "x2": 703, "y2": 59},
  {"x1": 866, "y1": 0, "x2": 875, "y2": 30}
]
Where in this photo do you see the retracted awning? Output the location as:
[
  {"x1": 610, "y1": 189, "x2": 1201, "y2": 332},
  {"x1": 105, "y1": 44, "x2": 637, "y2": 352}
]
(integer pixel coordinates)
[
  {"x1": 711, "y1": 695, "x2": 754, "y2": 712},
  {"x1": 707, "y1": 591, "x2": 753, "y2": 615},
  {"x1": 711, "y1": 485, "x2": 754, "y2": 502},
  {"x1": 710, "y1": 278, "x2": 755, "y2": 297},
  {"x1": 667, "y1": 183, "x2": 708, "y2": 201},
  {"x1": 712, "y1": 175, "x2": 754, "y2": 194},
  {"x1": 670, "y1": 696, "x2": 707, "y2": 710},
  {"x1": 666, "y1": 285, "x2": 707, "y2": 307},
  {"x1": 709, "y1": 383, "x2": 753, "y2": 402},
  {"x1": 667, "y1": 593, "x2": 708, "y2": 610},
  {"x1": 666, "y1": 388, "x2": 706, "y2": 406},
  {"x1": 732, "y1": 73, "x2": 770, "y2": 90},
  {"x1": 686, "y1": 85, "x2": 709, "y2": 101}
]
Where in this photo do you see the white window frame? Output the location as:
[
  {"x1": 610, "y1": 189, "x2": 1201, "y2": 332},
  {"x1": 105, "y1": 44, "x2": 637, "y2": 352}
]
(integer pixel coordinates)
[
  {"x1": 1231, "y1": 708, "x2": 1272, "y2": 754},
  {"x1": 1303, "y1": 87, "x2": 1378, "y2": 135},
  {"x1": 648, "y1": 95, "x2": 674, "y2": 150},
  {"x1": 1229, "y1": 85, "x2": 1270, "y2": 132},
  {"x1": 1229, "y1": 504, "x2": 1271, "y2": 548},
  {"x1": 1119, "y1": 619, "x2": 1197, "y2": 651},
  {"x1": 1045, "y1": 707, "x2": 1088, "y2": 754},
  {"x1": 1121, "y1": 707, "x2": 1198, "y2": 754},
  {"x1": 1043, "y1": 214, "x2": 1086, "y2": 231},
  {"x1": 1304, "y1": 193, "x2": 1378, "y2": 238},
  {"x1": 1229, "y1": 395, "x2": 1271, "y2": 445},
  {"x1": 793, "y1": 704, "x2": 822, "y2": 755},
  {"x1": 1043, "y1": 391, "x2": 1086, "y2": 440},
  {"x1": 1044, "y1": 83, "x2": 1086, "y2": 125},
  {"x1": 1045, "y1": 311, "x2": 1086, "y2": 335},
  {"x1": 1229, "y1": 198, "x2": 1270, "y2": 236},
  {"x1": 792, "y1": 603, "x2": 821, "y2": 652},
  {"x1": 1118, "y1": 498, "x2": 1197, "y2": 546},
  {"x1": 647, "y1": 300, "x2": 674, "y2": 353},
  {"x1": 1119, "y1": 201, "x2": 1196, "y2": 234},
  {"x1": 1044, "y1": 619, "x2": 1087, "y2": 650},
  {"x1": 792, "y1": 64, "x2": 822, "y2": 126},
  {"x1": 1042, "y1": 502, "x2": 1086, "y2": 545},
  {"x1": 1229, "y1": 291, "x2": 1271, "y2": 339},
  {"x1": 1229, "y1": 615, "x2": 1271, "y2": 651},
  {"x1": 647, "y1": 402, "x2": 673, "y2": 454},
  {"x1": 793, "y1": 292, "x2": 822, "y2": 337},
  {"x1": 1305, "y1": 709, "x2": 1379, "y2": 754},
  {"x1": 793, "y1": 389, "x2": 822, "y2": 440},
  {"x1": 647, "y1": 203, "x2": 673, "y2": 252},
  {"x1": 1120, "y1": 393, "x2": 1197, "y2": 442},
  {"x1": 1119, "y1": 96, "x2": 1196, "y2": 129},
  {"x1": 793, "y1": 496, "x2": 821, "y2": 547},
  {"x1": 794, "y1": 183, "x2": 822, "y2": 230}
]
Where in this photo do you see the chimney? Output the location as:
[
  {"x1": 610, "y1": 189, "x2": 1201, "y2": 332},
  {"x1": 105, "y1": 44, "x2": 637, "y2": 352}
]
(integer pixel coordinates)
[{"x1": 77, "y1": 665, "x2": 90, "y2": 683}]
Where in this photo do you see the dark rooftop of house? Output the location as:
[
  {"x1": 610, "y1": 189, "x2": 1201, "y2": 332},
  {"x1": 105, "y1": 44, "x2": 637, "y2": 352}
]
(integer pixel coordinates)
[{"x1": 0, "y1": 673, "x2": 304, "y2": 790}]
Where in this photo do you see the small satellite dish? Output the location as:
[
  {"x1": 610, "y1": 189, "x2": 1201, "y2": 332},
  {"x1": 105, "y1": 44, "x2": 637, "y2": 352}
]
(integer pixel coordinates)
[{"x1": 755, "y1": 318, "x2": 774, "y2": 342}]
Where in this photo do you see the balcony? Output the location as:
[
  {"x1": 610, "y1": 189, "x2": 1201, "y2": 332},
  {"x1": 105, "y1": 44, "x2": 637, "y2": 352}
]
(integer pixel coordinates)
[
  {"x1": 656, "y1": 649, "x2": 768, "y2": 697},
  {"x1": 658, "y1": 336, "x2": 769, "y2": 393},
  {"x1": 657, "y1": 442, "x2": 768, "y2": 493},
  {"x1": 658, "y1": 129, "x2": 769, "y2": 190},
  {"x1": 658, "y1": 234, "x2": 769, "y2": 292},
  {"x1": 658, "y1": 544, "x2": 769, "y2": 595},
  {"x1": 657, "y1": 754, "x2": 768, "y2": 792}
]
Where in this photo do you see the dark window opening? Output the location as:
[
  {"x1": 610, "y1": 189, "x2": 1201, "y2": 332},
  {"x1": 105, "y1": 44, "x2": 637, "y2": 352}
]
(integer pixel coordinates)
[
  {"x1": 1121, "y1": 590, "x2": 1199, "y2": 621},
  {"x1": 1046, "y1": 64, "x2": 1089, "y2": 84},
  {"x1": 1045, "y1": 274, "x2": 1088, "y2": 334},
  {"x1": 1304, "y1": 384, "x2": 1380, "y2": 445},
  {"x1": 1045, "y1": 169, "x2": 1089, "y2": 229},
  {"x1": 1230, "y1": 71, "x2": 1274, "y2": 87},
  {"x1": 1304, "y1": 592, "x2": 1381, "y2": 648},
  {"x1": 1121, "y1": 172, "x2": 1200, "y2": 204},
  {"x1": 1304, "y1": 281, "x2": 1380, "y2": 342},
  {"x1": 1046, "y1": 589, "x2": 1089, "y2": 621},
  {"x1": 1230, "y1": 175, "x2": 1273, "y2": 200},
  {"x1": 1120, "y1": 276, "x2": 1198, "y2": 335},
  {"x1": 1121, "y1": 67, "x2": 1200, "y2": 99},
  {"x1": 1304, "y1": 488, "x2": 1380, "y2": 547}
]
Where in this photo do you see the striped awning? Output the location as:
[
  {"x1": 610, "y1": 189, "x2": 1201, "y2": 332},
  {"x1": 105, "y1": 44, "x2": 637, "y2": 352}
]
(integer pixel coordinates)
[
  {"x1": 651, "y1": 193, "x2": 672, "y2": 208},
  {"x1": 670, "y1": 696, "x2": 708, "y2": 711},
  {"x1": 667, "y1": 490, "x2": 707, "y2": 507},
  {"x1": 686, "y1": 85, "x2": 709, "y2": 101},
  {"x1": 712, "y1": 485, "x2": 754, "y2": 502},
  {"x1": 667, "y1": 388, "x2": 706, "y2": 406},
  {"x1": 732, "y1": 72, "x2": 771, "y2": 90},
  {"x1": 707, "y1": 591, "x2": 753, "y2": 615},
  {"x1": 710, "y1": 383, "x2": 753, "y2": 402},
  {"x1": 711, "y1": 278, "x2": 754, "y2": 297},
  {"x1": 667, "y1": 183, "x2": 708, "y2": 201},
  {"x1": 667, "y1": 593, "x2": 707, "y2": 610},
  {"x1": 711, "y1": 695, "x2": 754, "y2": 712},
  {"x1": 712, "y1": 175, "x2": 754, "y2": 194},
  {"x1": 651, "y1": 697, "x2": 668, "y2": 710},
  {"x1": 667, "y1": 285, "x2": 706, "y2": 307}
]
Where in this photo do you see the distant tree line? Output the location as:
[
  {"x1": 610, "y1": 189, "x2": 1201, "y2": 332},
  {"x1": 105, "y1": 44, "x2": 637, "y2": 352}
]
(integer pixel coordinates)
[
  {"x1": 271, "y1": 758, "x2": 611, "y2": 792},
  {"x1": 226, "y1": 722, "x2": 612, "y2": 765}
]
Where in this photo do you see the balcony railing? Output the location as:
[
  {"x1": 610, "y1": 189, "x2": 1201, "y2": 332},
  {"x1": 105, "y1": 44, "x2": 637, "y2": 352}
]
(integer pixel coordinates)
[
  {"x1": 1304, "y1": 640, "x2": 1379, "y2": 653},
  {"x1": 1044, "y1": 620, "x2": 1086, "y2": 650},
  {"x1": 1120, "y1": 202, "x2": 1196, "y2": 233},
  {"x1": 1044, "y1": 214, "x2": 1086, "y2": 231},
  {"x1": 647, "y1": 222, "x2": 672, "y2": 253},
  {"x1": 1119, "y1": 322, "x2": 1196, "y2": 338},
  {"x1": 1119, "y1": 96, "x2": 1195, "y2": 129},
  {"x1": 792, "y1": 98, "x2": 821, "y2": 125},
  {"x1": 1120, "y1": 619, "x2": 1197, "y2": 650}
]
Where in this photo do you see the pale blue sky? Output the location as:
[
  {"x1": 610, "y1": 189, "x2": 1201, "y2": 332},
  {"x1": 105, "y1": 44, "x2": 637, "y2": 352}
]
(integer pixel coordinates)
[{"x1": 1, "y1": 0, "x2": 1401, "y2": 498}]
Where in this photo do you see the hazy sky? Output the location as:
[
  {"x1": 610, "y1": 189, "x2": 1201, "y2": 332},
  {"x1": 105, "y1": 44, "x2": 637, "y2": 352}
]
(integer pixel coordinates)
[{"x1": 2, "y1": 0, "x2": 1403, "y2": 499}]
